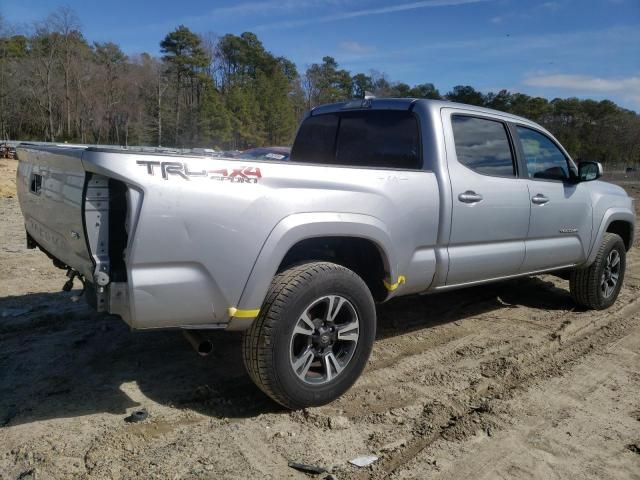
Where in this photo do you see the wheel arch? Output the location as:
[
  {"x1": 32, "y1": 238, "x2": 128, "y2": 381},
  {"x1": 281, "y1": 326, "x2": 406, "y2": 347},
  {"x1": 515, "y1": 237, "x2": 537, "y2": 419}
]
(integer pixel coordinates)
[
  {"x1": 278, "y1": 236, "x2": 389, "y2": 302},
  {"x1": 585, "y1": 208, "x2": 635, "y2": 266},
  {"x1": 227, "y1": 212, "x2": 397, "y2": 330},
  {"x1": 606, "y1": 220, "x2": 633, "y2": 251}
]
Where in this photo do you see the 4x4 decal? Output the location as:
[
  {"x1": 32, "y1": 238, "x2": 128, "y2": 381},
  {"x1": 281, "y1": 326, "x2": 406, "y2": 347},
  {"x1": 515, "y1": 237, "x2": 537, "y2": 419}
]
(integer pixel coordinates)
[{"x1": 136, "y1": 160, "x2": 262, "y2": 183}]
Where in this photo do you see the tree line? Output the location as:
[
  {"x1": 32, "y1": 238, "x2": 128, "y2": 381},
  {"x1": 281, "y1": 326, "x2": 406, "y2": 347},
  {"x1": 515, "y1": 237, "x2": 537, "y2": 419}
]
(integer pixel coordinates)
[{"x1": 1, "y1": 8, "x2": 639, "y2": 165}]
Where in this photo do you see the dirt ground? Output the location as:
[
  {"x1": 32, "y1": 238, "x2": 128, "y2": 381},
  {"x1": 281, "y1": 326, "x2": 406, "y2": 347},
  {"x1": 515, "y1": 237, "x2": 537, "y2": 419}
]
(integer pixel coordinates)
[
  {"x1": 0, "y1": 159, "x2": 17, "y2": 199},
  {"x1": 1, "y1": 157, "x2": 639, "y2": 479}
]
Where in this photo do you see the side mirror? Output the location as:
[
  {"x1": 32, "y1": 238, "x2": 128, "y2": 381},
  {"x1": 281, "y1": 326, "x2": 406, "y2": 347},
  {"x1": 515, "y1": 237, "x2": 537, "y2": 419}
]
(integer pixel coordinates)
[{"x1": 578, "y1": 161, "x2": 603, "y2": 182}]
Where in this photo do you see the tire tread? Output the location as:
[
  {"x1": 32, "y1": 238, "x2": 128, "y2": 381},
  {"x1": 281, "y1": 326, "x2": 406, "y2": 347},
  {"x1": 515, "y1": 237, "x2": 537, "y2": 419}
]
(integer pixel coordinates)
[
  {"x1": 570, "y1": 232, "x2": 625, "y2": 310},
  {"x1": 242, "y1": 262, "x2": 366, "y2": 409}
]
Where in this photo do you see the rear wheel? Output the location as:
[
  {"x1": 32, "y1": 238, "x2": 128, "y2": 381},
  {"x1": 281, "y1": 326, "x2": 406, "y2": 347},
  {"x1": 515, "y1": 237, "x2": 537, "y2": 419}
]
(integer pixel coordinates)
[
  {"x1": 570, "y1": 233, "x2": 626, "y2": 310},
  {"x1": 242, "y1": 262, "x2": 376, "y2": 409}
]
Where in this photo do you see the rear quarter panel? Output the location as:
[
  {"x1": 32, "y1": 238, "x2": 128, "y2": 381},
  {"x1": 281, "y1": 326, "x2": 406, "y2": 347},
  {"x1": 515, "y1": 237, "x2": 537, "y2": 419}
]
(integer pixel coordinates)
[{"x1": 83, "y1": 151, "x2": 440, "y2": 329}]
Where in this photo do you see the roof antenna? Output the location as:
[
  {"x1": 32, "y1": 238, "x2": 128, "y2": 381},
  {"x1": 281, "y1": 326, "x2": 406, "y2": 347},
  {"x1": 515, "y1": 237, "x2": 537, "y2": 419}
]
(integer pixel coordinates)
[{"x1": 363, "y1": 91, "x2": 376, "y2": 100}]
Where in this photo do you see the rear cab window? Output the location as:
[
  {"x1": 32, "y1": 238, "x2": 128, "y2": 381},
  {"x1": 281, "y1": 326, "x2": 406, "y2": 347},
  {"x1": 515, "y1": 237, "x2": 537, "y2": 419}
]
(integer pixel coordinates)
[
  {"x1": 291, "y1": 110, "x2": 422, "y2": 169},
  {"x1": 290, "y1": 114, "x2": 339, "y2": 164}
]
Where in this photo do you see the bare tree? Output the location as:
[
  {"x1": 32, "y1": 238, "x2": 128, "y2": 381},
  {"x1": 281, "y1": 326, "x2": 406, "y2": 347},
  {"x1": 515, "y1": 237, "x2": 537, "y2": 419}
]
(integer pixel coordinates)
[
  {"x1": 50, "y1": 7, "x2": 81, "y2": 139},
  {"x1": 199, "y1": 31, "x2": 218, "y2": 82},
  {"x1": 28, "y1": 18, "x2": 63, "y2": 141},
  {"x1": 156, "y1": 65, "x2": 169, "y2": 146},
  {"x1": 0, "y1": 15, "x2": 12, "y2": 139}
]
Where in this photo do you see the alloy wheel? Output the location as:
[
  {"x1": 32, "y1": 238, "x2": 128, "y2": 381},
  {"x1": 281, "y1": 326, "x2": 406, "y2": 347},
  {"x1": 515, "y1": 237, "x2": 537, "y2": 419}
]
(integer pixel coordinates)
[{"x1": 289, "y1": 295, "x2": 360, "y2": 385}]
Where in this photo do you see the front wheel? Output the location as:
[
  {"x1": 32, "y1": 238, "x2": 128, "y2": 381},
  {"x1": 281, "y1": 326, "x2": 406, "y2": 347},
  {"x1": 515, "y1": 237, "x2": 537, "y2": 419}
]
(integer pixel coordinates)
[
  {"x1": 570, "y1": 233, "x2": 626, "y2": 310},
  {"x1": 242, "y1": 262, "x2": 376, "y2": 409}
]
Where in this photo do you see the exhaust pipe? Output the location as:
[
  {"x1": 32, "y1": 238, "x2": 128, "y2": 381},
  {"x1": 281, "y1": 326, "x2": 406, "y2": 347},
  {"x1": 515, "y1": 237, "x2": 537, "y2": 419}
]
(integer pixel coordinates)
[{"x1": 183, "y1": 330, "x2": 214, "y2": 357}]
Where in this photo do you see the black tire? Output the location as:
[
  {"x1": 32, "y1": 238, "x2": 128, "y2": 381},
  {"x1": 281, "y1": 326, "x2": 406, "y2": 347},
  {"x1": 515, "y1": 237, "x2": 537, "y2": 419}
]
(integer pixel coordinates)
[
  {"x1": 242, "y1": 261, "x2": 376, "y2": 409},
  {"x1": 570, "y1": 233, "x2": 626, "y2": 310}
]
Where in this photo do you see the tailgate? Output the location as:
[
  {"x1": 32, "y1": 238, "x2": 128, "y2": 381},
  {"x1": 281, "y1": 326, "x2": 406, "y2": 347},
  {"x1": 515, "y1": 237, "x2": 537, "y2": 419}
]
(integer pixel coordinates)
[{"x1": 16, "y1": 145, "x2": 95, "y2": 280}]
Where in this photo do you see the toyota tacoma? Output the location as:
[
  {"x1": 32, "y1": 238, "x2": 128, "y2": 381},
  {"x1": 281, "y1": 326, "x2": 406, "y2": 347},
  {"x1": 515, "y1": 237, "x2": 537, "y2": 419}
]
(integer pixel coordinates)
[{"x1": 15, "y1": 98, "x2": 635, "y2": 408}]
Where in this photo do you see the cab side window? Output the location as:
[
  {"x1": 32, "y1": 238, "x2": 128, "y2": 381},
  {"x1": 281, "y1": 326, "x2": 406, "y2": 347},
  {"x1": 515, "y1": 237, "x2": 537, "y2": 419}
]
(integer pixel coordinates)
[
  {"x1": 451, "y1": 115, "x2": 516, "y2": 178},
  {"x1": 517, "y1": 126, "x2": 570, "y2": 181}
]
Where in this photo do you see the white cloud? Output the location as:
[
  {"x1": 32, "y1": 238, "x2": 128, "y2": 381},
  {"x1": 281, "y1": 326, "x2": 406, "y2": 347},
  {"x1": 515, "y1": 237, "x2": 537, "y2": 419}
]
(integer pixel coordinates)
[
  {"x1": 169, "y1": 0, "x2": 359, "y2": 29},
  {"x1": 524, "y1": 74, "x2": 640, "y2": 92},
  {"x1": 339, "y1": 41, "x2": 375, "y2": 54},
  {"x1": 206, "y1": 0, "x2": 335, "y2": 17},
  {"x1": 524, "y1": 74, "x2": 640, "y2": 108},
  {"x1": 324, "y1": 26, "x2": 639, "y2": 67},
  {"x1": 540, "y1": 1, "x2": 562, "y2": 11},
  {"x1": 256, "y1": 0, "x2": 492, "y2": 30}
]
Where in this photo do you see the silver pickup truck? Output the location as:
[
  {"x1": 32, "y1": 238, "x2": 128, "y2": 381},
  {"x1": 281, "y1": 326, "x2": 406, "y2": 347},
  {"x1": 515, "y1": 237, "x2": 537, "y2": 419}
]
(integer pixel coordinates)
[{"x1": 16, "y1": 98, "x2": 635, "y2": 408}]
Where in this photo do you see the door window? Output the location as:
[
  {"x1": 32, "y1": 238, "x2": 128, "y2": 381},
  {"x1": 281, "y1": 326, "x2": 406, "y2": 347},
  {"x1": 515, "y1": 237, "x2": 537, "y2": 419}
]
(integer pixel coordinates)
[
  {"x1": 517, "y1": 126, "x2": 570, "y2": 181},
  {"x1": 451, "y1": 115, "x2": 516, "y2": 177}
]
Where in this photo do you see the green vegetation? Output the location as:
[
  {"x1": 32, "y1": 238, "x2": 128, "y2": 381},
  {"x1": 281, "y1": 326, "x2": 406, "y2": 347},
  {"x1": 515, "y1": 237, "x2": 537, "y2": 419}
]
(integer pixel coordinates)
[{"x1": 0, "y1": 9, "x2": 638, "y2": 164}]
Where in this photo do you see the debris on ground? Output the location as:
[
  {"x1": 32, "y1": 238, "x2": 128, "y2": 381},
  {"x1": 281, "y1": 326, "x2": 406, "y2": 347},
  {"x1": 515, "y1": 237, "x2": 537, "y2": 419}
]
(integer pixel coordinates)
[
  {"x1": 287, "y1": 461, "x2": 327, "y2": 474},
  {"x1": 348, "y1": 455, "x2": 378, "y2": 467},
  {"x1": 16, "y1": 470, "x2": 36, "y2": 480},
  {"x1": 124, "y1": 409, "x2": 149, "y2": 423}
]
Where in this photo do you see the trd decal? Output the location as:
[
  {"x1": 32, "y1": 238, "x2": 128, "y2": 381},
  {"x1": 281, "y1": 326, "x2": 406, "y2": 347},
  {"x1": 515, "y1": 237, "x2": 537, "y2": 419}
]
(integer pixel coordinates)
[{"x1": 136, "y1": 161, "x2": 262, "y2": 183}]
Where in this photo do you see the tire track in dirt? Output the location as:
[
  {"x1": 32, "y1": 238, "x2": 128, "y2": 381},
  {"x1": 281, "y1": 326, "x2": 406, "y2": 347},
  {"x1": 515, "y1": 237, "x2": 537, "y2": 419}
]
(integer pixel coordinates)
[
  {"x1": 396, "y1": 317, "x2": 640, "y2": 479},
  {"x1": 360, "y1": 296, "x2": 640, "y2": 479},
  {"x1": 323, "y1": 276, "x2": 633, "y2": 418}
]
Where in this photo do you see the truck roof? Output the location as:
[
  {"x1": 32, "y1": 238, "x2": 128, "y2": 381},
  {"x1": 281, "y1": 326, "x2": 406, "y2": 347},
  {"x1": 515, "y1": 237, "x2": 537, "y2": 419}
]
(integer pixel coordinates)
[{"x1": 311, "y1": 97, "x2": 544, "y2": 130}]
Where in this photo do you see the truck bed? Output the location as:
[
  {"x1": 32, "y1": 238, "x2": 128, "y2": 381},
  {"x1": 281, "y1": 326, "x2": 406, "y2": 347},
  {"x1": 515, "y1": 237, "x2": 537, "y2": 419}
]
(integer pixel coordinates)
[{"x1": 16, "y1": 143, "x2": 441, "y2": 330}]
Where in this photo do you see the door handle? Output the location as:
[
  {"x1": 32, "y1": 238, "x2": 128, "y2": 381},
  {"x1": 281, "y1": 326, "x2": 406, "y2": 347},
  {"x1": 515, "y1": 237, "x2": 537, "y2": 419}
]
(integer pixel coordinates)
[
  {"x1": 458, "y1": 191, "x2": 483, "y2": 203},
  {"x1": 531, "y1": 194, "x2": 549, "y2": 205}
]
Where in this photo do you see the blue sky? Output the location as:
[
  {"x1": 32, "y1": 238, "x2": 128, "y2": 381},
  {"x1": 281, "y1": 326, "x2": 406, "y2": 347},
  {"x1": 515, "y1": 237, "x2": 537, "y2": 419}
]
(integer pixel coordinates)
[{"x1": 2, "y1": 0, "x2": 639, "y2": 110}]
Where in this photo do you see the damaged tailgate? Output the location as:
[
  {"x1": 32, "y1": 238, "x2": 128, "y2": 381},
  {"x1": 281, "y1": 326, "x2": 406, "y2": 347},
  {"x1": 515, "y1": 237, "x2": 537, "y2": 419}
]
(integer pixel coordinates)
[{"x1": 16, "y1": 145, "x2": 95, "y2": 281}]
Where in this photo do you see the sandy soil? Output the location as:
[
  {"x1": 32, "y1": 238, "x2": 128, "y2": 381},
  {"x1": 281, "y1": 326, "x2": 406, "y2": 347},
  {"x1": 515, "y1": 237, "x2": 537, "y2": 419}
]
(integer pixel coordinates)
[
  {"x1": 0, "y1": 159, "x2": 17, "y2": 198},
  {"x1": 1, "y1": 158, "x2": 639, "y2": 479}
]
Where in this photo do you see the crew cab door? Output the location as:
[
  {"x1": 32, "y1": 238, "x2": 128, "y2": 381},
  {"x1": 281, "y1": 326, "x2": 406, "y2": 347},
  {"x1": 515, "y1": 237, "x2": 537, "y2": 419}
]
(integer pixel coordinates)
[
  {"x1": 442, "y1": 110, "x2": 530, "y2": 285},
  {"x1": 513, "y1": 126, "x2": 593, "y2": 271}
]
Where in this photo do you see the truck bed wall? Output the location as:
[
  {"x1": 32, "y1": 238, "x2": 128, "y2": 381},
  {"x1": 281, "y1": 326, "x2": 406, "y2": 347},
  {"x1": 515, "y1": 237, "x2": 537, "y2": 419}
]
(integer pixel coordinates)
[{"x1": 81, "y1": 150, "x2": 441, "y2": 329}]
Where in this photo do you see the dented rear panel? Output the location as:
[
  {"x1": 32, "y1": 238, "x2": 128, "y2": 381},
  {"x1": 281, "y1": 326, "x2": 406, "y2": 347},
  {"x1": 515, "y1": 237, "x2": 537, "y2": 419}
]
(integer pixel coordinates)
[
  {"x1": 16, "y1": 142, "x2": 441, "y2": 331},
  {"x1": 16, "y1": 145, "x2": 95, "y2": 280}
]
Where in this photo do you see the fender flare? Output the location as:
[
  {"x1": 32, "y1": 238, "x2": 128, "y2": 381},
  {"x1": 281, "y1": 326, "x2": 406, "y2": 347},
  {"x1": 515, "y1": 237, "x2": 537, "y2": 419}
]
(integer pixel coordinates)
[
  {"x1": 585, "y1": 207, "x2": 635, "y2": 266},
  {"x1": 227, "y1": 212, "x2": 396, "y2": 330}
]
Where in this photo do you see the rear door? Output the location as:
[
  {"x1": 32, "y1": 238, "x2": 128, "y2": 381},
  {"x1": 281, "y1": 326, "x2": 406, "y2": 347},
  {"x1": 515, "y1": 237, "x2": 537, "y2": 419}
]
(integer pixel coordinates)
[
  {"x1": 442, "y1": 110, "x2": 530, "y2": 285},
  {"x1": 514, "y1": 126, "x2": 593, "y2": 271}
]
